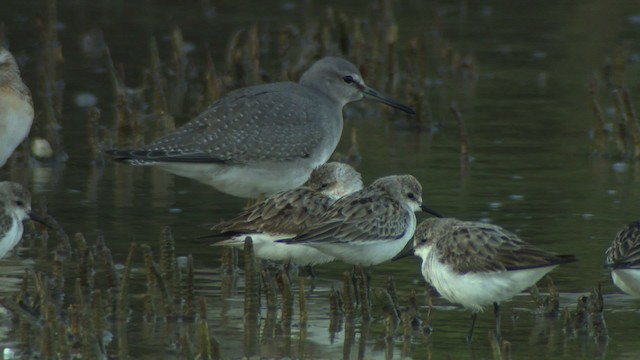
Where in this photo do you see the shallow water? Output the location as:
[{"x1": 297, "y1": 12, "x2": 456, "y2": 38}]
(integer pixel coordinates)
[{"x1": 2, "y1": 0, "x2": 640, "y2": 358}]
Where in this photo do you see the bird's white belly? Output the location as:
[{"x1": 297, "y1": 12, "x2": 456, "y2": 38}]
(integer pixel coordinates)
[
  {"x1": 0, "y1": 219, "x2": 24, "y2": 259},
  {"x1": 311, "y1": 239, "x2": 408, "y2": 266},
  {"x1": 156, "y1": 159, "x2": 320, "y2": 198},
  {"x1": 611, "y1": 269, "x2": 640, "y2": 297},
  {"x1": 421, "y1": 248, "x2": 557, "y2": 312},
  {"x1": 216, "y1": 233, "x2": 335, "y2": 265}
]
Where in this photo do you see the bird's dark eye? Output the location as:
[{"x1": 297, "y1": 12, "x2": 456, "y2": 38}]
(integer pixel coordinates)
[
  {"x1": 407, "y1": 192, "x2": 415, "y2": 199},
  {"x1": 15, "y1": 200, "x2": 24, "y2": 207},
  {"x1": 342, "y1": 75, "x2": 355, "y2": 84},
  {"x1": 320, "y1": 183, "x2": 329, "y2": 189}
]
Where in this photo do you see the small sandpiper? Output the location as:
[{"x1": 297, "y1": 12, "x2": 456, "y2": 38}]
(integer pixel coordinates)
[
  {"x1": 279, "y1": 175, "x2": 441, "y2": 266},
  {"x1": 605, "y1": 221, "x2": 640, "y2": 297},
  {"x1": 0, "y1": 47, "x2": 34, "y2": 168},
  {"x1": 0, "y1": 182, "x2": 48, "y2": 258},
  {"x1": 408, "y1": 217, "x2": 576, "y2": 342},
  {"x1": 208, "y1": 162, "x2": 363, "y2": 267},
  {"x1": 105, "y1": 57, "x2": 415, "y2": 198}
]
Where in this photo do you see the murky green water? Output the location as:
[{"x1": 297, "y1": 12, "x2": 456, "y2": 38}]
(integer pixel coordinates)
[{"x1": 2, "y1": 0, "x2": 640, "y2": 358}]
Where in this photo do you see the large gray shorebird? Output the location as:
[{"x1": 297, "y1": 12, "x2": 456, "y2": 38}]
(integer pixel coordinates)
[{"x1": 106, "y1": 57, "x2": 415, "y2": 198}]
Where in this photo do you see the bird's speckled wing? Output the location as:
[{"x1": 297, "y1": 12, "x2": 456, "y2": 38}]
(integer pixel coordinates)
[
  {"x1": 212, "y1": 187, "x2": 333, "y2": 236},
  {"x1": 436, "y1": 221, "x2": 575, "y2": 274},
  {"x1": 107, "y1": 83, "x2": 325, "y2": 164},
  {"x1": 606, "y1": 221, "x2": 640, "y2": 268},
  {"x1": 284, "y1": 192, "x2": 409, "y2": 244}
]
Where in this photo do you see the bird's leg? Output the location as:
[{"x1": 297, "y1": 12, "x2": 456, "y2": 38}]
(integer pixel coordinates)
[
  {"x1": 351, "y1": 265, "x2": 360, "y2": 305},
  {"x1": 466, "y1": 312, "x2": 478, "y2": 343},
  {"x1": 304, "y1": 265, "x2": 317, "y2": 292},
  {"x1": 358, "y1": 265, "x2": 372, "y2": 320},
  {"x1": 283, "y1": 260, "x2": 297, "y2": 284},
  {"x1": 303, "y1": 265, "x2": 317, "y2": 279},
  {"x1": 493, "y1": 302, "x2": 502, "y2": 343},
  {"x1": 364, "y1": 265, "x2": 373, "y2": 306}
]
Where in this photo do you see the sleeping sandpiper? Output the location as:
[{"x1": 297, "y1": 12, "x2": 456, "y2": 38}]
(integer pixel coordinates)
[
  {"x1": 408, "y1": 217, "x2": 576, "y2": 342},
  {"x1": 0, "y1": 182, "x2": 48, "y2": 258},
  {"x1": 605, "y1": 220, "x2": 640, "y2": 297},
  {"x1": 105, "y1": 57, "x2": 415, "y2": 198},
  {"x1": 208, "y1": 162, "x2": 363, "y2": 267},
  {"x1": 0, "y1": 47, "x2": 34, "y2": 168}
]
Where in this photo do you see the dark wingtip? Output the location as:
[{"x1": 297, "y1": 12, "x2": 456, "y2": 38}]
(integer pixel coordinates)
[
  {"x1": 505, "y1": 254, "x2": 578, "y2": 271},
  {"x1": 104, "y1": 149, "x2": 134, "y2": 161},
  {"x1": 196, "y1": 231, "x2": 243, "y2": 243},
  {"x1": 195, "y1": 233, "x2": 216, "y2": 241},
  {"x1": 558, "y1": 254, "x2": 578, "y2": 264},
  {"x1": 604, "y1": 258, "x2": 638, "y2": 269},
  {"x1": 105, "y1": 148, "x2": 230, "y2": 164}
]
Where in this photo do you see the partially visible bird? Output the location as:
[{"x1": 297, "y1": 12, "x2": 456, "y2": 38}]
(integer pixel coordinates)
[
  {"x1": 0, "y1": 47, "x2": 34, "y2": 168},
  {"x1": 0, "y1": 182, "x2": 48, "y2": 258},
  {"x1": 606, "y1": 221, "x2": 640, "y2": 297}
]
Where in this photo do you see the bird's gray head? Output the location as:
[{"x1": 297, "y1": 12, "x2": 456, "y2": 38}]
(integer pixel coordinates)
[
  {"x1": 299, "y1": 57, "x2": 365, "y2": 106},
  {"x1": 370, "y1": 175, "x2": 424, "y2": 212},
  {"x1": 413, "y1": 218, "x2": 451, "y2": 249},
  {"x1": 0, "y1": 182, "x2": 33, "y2": 221},
  {"x1": 299, "y1": 57, "x2": 415, "y2": 114},
  {"x1": 305, "y1": 162, "x2": 363, "y2": 199},
  {"x1": 370, "y1": 175, "x2": 442, "y2": 217}
]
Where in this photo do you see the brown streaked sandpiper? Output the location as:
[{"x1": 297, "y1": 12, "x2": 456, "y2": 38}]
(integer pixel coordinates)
[
  {"x1": 278, "y1": 175, "x2": 441, "y2": 266},
  {"x1": 207, "y1": 162, "x2": 363, "y2": 267},
  {"x1": 407, "y1": 217, "x2": 577, "y2": 342}
]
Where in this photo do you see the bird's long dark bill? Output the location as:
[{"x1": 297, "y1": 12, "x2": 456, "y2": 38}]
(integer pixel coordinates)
[
  {"x1": 28, "y1": 210, "x2": 52, "y2": 228},
  {"x1": 420, "y1": 204, "x2": 443, "y2": 218},
  {"x1": 392, "y1": 248, "x2": 415, "y2": 261},
  {"x1": 361, "y1": 86, "x2": 416, "y2": 115}
]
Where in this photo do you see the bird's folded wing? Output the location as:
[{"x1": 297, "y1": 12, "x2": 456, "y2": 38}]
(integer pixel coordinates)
[
  {"x1": 437, "y1": 223, "x2": 576, "y2": 274},
  {"x1": 606, "y1": 221, "x2": 640, "y2": 268},
  {"x1": 106, "y1": 86, "x2": 324, "y2": 163},
  {"x1": 283, "y1": 195, "x2": 409, "y2": 244},
  {"x1": 213, "y1": 188, "x2": 331, "y2": 235}
]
